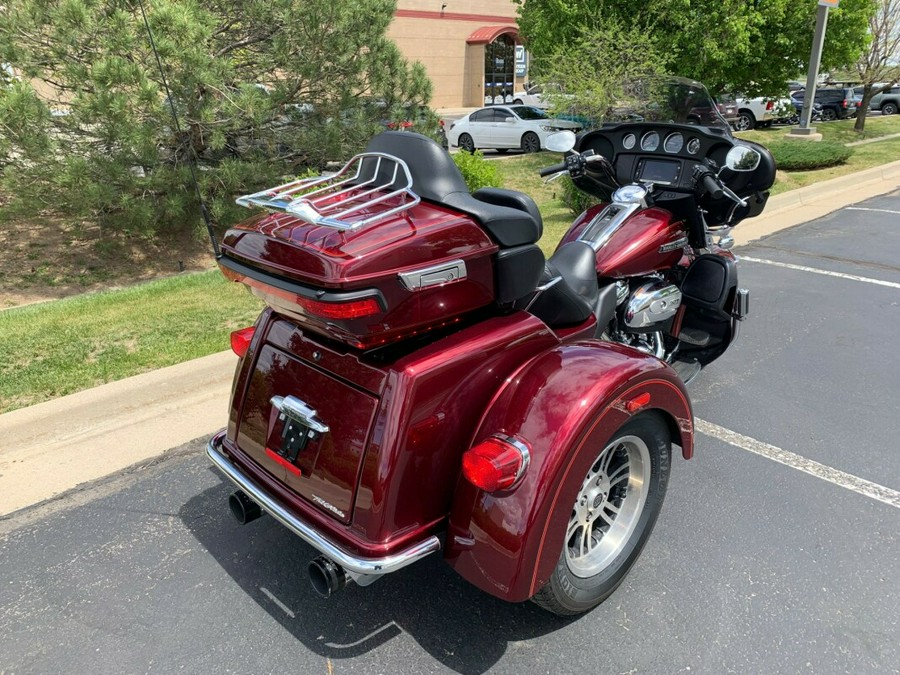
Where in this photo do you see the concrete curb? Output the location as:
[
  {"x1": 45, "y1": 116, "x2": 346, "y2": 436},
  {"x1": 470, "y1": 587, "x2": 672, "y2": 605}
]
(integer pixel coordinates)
[
  {"x1": 0, "y1": 351, "x2": 236, "y2": 516},
  {"x1": 2, "y1": 160, "x2": 899, "y2": 518},
  {"x1": 733, "y1": 159, "x2": 900, "y2": 247}
]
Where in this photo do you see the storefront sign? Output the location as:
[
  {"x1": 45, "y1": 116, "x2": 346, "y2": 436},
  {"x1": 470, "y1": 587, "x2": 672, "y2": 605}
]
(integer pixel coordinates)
[{"x1": 515, "y1": 46, "x2": 527, "y2": 77}]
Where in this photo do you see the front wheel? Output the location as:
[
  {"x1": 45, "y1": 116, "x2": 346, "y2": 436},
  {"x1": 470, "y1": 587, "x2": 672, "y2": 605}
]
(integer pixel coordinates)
[
  {"x1": 531, "y1": 413, "x2": 671, "y2": 616},
  {"x1": 521, "y1": 131, "x2": 541, "y2": 153}
]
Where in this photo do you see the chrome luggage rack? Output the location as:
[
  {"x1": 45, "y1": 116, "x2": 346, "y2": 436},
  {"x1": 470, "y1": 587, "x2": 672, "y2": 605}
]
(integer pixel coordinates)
[{"x1": 236, "y1": 152, "x2": 420, "y2": 230}]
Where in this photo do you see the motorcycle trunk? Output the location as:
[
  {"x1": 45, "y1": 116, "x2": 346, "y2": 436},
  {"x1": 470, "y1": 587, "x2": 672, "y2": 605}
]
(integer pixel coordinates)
[{"x1": 218, "y1": 196, "x2": 561, "y2": 553}]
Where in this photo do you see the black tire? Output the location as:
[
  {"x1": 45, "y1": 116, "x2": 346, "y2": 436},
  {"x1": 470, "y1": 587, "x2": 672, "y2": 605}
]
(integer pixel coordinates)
[
  {"x1": 521, "y1": 131, "x2": 541, "y2": 153},
  {"x1": 513, "y1": 98, "x2": 524, "y2": 105},
  {"x1": 458, "y1": 133, "x2": 475, "y2": 153},
  {"x1": 531, "y1": 413, "x2": 671, "y2": 616},
  {"x1": 821, "y1": 107, "x2": 838, "y2": 121},
  {"x1": 496, "y1": 148, "x2": 509, "y2": 154},
  {"x1": 735, "y1": 110, "x2": 756, "y2": 131},
  {"x1": 881, "y1": 102, "x2": 897, "y2": 116}
]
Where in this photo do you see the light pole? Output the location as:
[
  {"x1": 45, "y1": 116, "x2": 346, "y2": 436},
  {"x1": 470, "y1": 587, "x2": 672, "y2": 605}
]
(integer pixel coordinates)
[{"x1": 790, "y1": 0, "x2": 839, "y2": 138}]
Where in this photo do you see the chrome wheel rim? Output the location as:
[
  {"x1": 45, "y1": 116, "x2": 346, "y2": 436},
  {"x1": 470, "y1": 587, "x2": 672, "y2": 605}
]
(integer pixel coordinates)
[{"x1": 565, "y1": 435, "x2": 651, "y2": 578}]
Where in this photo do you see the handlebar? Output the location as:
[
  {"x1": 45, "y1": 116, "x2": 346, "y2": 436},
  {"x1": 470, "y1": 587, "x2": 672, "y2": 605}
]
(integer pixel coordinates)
[
  {"x1": 539, "y1": 162, "x2": 567, "y2": 178},
  {"x1": 701, "y1": 173, "x2": 724, "y2": 200}
]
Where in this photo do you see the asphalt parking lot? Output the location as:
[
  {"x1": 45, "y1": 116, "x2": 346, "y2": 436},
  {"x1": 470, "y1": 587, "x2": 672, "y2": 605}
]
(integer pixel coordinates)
[{"x1": 1, "y1": 191, "x2": 898, "y2": 674}]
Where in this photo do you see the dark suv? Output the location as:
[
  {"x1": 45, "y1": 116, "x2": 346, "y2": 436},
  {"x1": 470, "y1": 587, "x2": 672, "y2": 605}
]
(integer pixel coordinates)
[{"x1": 790, "y1": 87, "x2": 857, "y2": 121}]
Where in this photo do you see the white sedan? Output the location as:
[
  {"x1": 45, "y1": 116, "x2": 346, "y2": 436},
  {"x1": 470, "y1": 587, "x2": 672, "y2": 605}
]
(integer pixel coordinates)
[{"x1": 448, "y1": 105, "x2": 582, "y2": 154}]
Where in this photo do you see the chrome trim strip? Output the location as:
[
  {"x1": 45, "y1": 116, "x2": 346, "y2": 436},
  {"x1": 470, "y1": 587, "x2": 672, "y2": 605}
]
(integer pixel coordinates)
[
  {"x1": 398, "y1": 259, "x2": 467, "y2": 291},
  {"x1": 493, "y1": 434, "x2": 531, "y2": 484},
  {"x1": 577, "y1": 201, "x2": 642, "y2": 251},
  {"x1": 207, "y1": 432, "x2": 441, "y2": 576}
]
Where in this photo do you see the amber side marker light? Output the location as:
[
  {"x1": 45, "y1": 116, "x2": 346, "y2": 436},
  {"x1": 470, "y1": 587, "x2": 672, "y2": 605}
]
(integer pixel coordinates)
[
  {"x1": 230, "y1": 326, "x2": 256, "y2": 358},
  {"x1": 462, "y1": 435, "x2": 531, "y2": 492}
]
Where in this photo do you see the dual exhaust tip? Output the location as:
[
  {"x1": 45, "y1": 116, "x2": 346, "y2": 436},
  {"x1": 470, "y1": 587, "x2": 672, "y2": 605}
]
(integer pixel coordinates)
[{"x1": 228, "y1": 490, "x2": 348, "y2": 598}]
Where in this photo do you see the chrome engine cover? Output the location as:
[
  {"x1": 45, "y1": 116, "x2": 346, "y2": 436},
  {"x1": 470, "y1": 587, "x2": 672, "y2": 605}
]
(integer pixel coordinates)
[{"x1": 624, "y1": 282, "x2": 682, "y2": 329}]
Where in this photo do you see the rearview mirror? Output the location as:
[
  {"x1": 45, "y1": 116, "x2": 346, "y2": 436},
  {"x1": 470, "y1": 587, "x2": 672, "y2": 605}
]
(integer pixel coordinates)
[
  {"x1": 725, "y1": 145, "x2": 761, "y2": 172},
  {"x1": 545, "y1": 130, "x2": 576, "y2": 153}
]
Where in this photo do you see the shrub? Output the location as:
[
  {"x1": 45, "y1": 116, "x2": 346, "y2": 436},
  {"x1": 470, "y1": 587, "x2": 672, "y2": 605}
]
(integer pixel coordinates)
[
  {"x1": 765, "y1": 140, "x2": 852, "y2": 170},
  {"x1": 559, "y1": 175, "x2": 602, "y2": 214},
  {"x1": 452, "y1": 150, "x2": 502, "y2": 192}
]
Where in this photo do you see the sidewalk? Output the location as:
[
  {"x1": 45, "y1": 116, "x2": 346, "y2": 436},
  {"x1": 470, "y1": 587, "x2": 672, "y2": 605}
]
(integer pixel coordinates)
[{"x1": 2, "y1": 160, "x2": 899, "y2": 518}]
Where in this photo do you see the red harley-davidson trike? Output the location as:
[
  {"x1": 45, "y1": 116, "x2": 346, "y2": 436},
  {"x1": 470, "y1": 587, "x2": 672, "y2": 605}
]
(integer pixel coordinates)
[{"x1": 207, "y1": 77, "x2": 775, "y2": 615}]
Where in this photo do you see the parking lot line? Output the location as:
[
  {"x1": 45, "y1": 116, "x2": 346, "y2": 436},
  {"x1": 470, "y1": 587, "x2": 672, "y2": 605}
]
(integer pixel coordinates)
[
  {"x1": 845, "y1": 206, "x2": 900, "y2": 216},
  {"x1": 740, "y1": 256, "x2": 900, "y2": 289},
  {"x1": 696, "y1": 419, "x2": 900, "y2": 509}
]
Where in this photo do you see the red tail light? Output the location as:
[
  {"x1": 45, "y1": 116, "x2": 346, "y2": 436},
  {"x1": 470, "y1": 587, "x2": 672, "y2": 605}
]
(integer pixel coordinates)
[
  {"x1": 462, "y1": 435, "x2": 531, "y2": 492},
  {"x1": 230, "y1": 326, "x2": 256, "y2": 358},
  {"x1": 295, "y1": 295, "x2": 380, "y2": 319},
  {"x1": 439, "y1": 119, "x2": 445, "y2": 127},
  {"x1": 766, "y1": 100, "x2": 774, "y2": 110},
  {"x1": 842, "y1": 99, "x2": 848, "y2": 108}
]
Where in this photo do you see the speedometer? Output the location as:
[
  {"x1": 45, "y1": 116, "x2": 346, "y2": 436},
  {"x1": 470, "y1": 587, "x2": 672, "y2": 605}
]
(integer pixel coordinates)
[
  {"x1": 640, "y1": 131, "x2": 660, "y2": 151},
  {"x1": 664, "y1": 133, "x2": 684, "y2": 153}
]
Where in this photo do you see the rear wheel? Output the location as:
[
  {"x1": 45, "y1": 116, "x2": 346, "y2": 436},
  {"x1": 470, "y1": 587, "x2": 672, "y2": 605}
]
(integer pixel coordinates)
[
  {"x1": 458, "y1": 133, "x2": 475, "y2": 153},
  {"x1": 521, "y1": 131, "x2": 541, "y2": 153},
  {"x1": 821, "y1": 107, "x2": 838, "y2": 121},
  {"x1": 881, "y1": 102, "x2": 897, "y2": 116},
  {"x1": 514, "y1": 98, "x2": 524, "y2": 105},
  {"x1": 531, "y1": 413, "x2": 671, "y2": 616},
  {"x1": 734, "y1": 110, "x2": 756, "y2": 131}
]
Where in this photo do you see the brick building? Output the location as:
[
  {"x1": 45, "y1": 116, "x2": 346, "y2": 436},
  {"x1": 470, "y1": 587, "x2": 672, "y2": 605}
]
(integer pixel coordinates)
[{"x1": 388, "y1": 0, "x2": 528, "y2": 108}]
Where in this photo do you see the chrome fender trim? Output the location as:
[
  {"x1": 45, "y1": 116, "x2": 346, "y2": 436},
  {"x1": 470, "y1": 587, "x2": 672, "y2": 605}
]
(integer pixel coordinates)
[{"x1": 207, "y1": 431, "x2": 441, "y2": 576}]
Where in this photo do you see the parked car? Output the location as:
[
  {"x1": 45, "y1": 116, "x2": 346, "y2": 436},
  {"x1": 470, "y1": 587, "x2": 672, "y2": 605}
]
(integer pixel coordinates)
[
  {"x1": 512, "y1": 83, "x2": 562, "y2": 109},
  {"x1": 714, "y1": 95, "x2": 740, "y2": 128},
  {"x1": 790, "y1": 87, "x2": 857, "y2": 121},
  {"x1": 448, "y1": 105, "x2": 582, "y2": 153},
  {"x1": 730, "y1": 95, "x2": 793, "y2": 130},
  {"x1": 857, "y1": 85, "x2": 900, "y2": 116}
]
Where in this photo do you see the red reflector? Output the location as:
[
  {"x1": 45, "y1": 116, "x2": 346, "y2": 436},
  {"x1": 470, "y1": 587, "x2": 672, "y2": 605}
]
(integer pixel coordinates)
[
  {"x1": 230, "y1": 326, "x2": 255, "y2": 358},
  {"x1": 265, "y1": 448, "x2": 302, "y2": 477},
  {"x1": 766, "y1": 100, "x2": 774, "y2": 110},
  {"x1": 295, "y1": 295, "x2": 380, "y2": 319},
  {"x1": 462, "y1": 436, "x2": 529, "y2": 492},
  {"x1": 626, "y1": 392, "x2": 652, "y2": 413}
]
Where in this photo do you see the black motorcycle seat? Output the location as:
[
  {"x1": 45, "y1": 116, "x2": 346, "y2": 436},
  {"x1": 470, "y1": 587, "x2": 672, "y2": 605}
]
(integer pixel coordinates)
[
  {"x1": 362, "y1": 131, "x2": 542, "y2": 247},
  {"x1": 529, "y1": 241, "x2": 599, "y2": 326}
]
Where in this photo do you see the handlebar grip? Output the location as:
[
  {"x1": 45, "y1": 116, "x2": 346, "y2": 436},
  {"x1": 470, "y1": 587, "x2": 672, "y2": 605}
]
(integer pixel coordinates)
[
  {"x1": 539, "y1": 162, "x2": 567, "y2": 177},
  {"x1": 703, "y1": 174, "x2": 724, "y2": 200}
]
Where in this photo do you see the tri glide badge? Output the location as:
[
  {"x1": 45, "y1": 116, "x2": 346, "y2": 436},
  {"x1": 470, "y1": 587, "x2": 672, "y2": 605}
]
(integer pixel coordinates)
[{"x1": 265, "y1": 395, "x2": 329, "y2": 476}]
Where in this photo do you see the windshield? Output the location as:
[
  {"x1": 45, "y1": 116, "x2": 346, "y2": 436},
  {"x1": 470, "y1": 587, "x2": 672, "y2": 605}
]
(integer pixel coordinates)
[
  {"x1": 600, "y1": 76, "x2": 731, "y2": 132},
  {"x1": 511, "y1": 106, "x2": 549, "y2": 120}
]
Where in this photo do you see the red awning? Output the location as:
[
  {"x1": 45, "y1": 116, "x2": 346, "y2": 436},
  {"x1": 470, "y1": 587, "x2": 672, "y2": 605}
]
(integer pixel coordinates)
[{"x1": 466, "y1": 25, "x2": 519, "y2": 45}]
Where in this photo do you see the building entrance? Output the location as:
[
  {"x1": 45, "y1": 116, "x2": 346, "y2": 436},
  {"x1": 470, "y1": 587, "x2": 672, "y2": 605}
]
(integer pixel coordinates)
[{"x1": 483, "y1": 34, "x2": 515, "y2": 105}]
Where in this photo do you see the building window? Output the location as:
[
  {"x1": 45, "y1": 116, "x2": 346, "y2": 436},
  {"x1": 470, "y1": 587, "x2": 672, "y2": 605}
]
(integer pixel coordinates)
[{"x1": 484, "y1": 34, "x2": 515, "y2": 105}]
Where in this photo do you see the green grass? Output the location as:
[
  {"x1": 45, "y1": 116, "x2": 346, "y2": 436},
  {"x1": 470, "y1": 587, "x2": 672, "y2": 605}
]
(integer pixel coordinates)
[
  {"x1": 736, "y1": 114, "x2": 900, "y2": 145},
  {"x1": 0, "y1": 271, "x2": 262, "y2": 413}
]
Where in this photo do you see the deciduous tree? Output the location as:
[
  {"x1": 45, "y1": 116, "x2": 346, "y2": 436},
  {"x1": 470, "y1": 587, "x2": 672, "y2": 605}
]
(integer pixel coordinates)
[{"x1": 852, "y1": 0, "x2": 900, "y2": 131}]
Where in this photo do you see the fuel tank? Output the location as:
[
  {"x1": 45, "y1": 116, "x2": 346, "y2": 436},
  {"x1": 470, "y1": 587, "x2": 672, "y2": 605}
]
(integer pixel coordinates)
[{"x1": 559, "y1": 204, "x2": 687, "y2": 278}]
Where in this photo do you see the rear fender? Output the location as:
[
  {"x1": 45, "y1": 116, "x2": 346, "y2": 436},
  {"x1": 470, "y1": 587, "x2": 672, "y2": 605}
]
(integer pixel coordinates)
[{"x1": 444, "y1": 341, "x2": 693, "y2": 602}]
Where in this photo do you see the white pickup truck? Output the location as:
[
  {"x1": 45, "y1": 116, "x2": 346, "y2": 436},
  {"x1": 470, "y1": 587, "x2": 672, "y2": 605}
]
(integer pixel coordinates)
[{"x1": 733, "y1": 95, "x2": 793, "y2": 130}]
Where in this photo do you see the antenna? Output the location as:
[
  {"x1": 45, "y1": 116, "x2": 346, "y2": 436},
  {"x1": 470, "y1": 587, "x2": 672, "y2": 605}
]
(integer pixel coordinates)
[{"x1": 137, "y1": 0, "x2": 220, "y2": 258}]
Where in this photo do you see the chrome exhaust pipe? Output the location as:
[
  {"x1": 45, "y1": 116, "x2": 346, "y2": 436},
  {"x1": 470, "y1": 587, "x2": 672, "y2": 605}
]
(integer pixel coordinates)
[
  {"x1": 228, "y1": 490, "x2": 263, "y2": 525},
  {"x1": 308, "y1": 556, "x2": 347, "y2": 598}
]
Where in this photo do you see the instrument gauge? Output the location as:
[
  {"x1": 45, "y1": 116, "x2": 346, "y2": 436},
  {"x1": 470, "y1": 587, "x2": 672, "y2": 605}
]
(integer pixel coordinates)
[
  {"x1": 686, "y1": 137, "x2": 701, "y2": 155},
  {"x1": 640, "y1": 131, "x2": 660, "y2": 152},
  {"x1": 622, "y1": 133, "x2": 636, "y2": 150},
  {"x1": 664, "y1": 133, "x2": 684, "y2": 153}
]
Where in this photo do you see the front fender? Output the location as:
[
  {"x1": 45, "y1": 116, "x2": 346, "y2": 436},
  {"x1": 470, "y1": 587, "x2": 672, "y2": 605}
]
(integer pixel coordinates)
[{"x1": 444, "y1": 341, "x2": 693, "y2": 602}]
